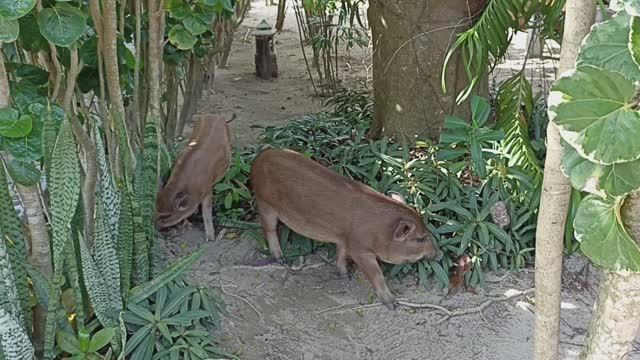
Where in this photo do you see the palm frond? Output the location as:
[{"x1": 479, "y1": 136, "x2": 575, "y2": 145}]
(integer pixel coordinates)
[
  {"x1": 442, "y1": 0, "x2": 538, "y2": 103},
  {"x1": 496, "y1": 72, "x2": 542, "y2": 185}
]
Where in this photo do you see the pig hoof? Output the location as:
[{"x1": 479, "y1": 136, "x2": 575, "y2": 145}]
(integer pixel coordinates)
[
  {"x1": 276, "y1": 258, "x2": 288, "y2": 266},
  {"x1": 254, "y1": 257, "x2": 278, "y2": 266},
  {"x1": 338, "y1": 269, "x2": 353, "y2": 281},
  {"x1": 383, "y1": 300, "x2": 398, "y2": 311}
]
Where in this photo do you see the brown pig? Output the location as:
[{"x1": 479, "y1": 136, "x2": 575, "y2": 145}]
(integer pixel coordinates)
[
  {"x1": 249, "y1": 148, "x2": 443, "y2": 309},
  {"x1": 155, "y1": 114, "x2": 231, "y2": 241}
]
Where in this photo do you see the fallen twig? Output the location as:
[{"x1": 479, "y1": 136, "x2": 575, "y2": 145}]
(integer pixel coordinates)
[
  {"x1": 222, "y1": 262, "x2": 327, "y2": 272},
  {"x1": 219, "y1": 281, "x2": 264, "y2": 324},
  {"x1": 329, "y1": 288, "x2": 535, "y2": 324}
]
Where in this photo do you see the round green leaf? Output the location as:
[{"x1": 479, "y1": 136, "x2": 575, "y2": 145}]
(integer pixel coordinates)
[
  {"x1": 183, "y1": 15, "x2": 208, "y2": 35},
  {"x1": 18, "y1": 14, "x2": 48, "y2": 52},
  {"x1": 4, "y1": 114, "x2": 43, "y2": 161},
  {"x1": 561, "y1": 140, "x2": 640, "y2": 196},
  {"x1": 0, "y1": 15, "x2": 19, "y2": 42},
  {"x1": 0, "y1": 107, "x2": 18, "y2": 127},
  {"x1": 15, "y1": 63, "x2": 49, "y2": 86},
  {"x1": 37, "y1": 3, "x2": 86, "y2": 47},
  {"x1": 0, "y1": 0, "x2": 36, "y2": 20},
  {"x1": 168, "y1": 25, "x2": 197, "y2": 50},
  {"x1": 574, "y1": 195, "x2": 640, "y2": 271},
  {"x1": 578, "y1": 12, "x2": 640, "y2": 81},
  {"x1": 550, "y1": 65, "x2": 640, "y2": 165},
  {"x1": 6, "y1": 159, "x2": 41, "y2": 186},
  {"x1": 0, "y1": 114, "x2": 33, "y2": 138}
]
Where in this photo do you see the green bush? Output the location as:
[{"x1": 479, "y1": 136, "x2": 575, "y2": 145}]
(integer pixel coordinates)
[{"x1": 211, "y1": 88, "x2": 541, "y2": 289}]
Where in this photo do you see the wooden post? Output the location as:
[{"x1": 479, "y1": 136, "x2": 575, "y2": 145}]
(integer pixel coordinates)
[{"x1": 255, "y1": 35, "x2": 273, "y2": 80}]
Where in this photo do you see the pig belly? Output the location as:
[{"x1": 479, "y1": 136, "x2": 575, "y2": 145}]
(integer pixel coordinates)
[{"x1": 269, "y1": 202, "x2": 344, "y2": 245}]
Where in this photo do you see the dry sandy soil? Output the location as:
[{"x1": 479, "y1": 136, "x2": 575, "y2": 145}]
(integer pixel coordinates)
[{"x1": 165, "y1": 2, "x2": 640, "y2": 359}]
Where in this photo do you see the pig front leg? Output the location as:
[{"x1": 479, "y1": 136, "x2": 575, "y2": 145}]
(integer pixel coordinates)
[
  {"x1": 336, "y1": 244, "x2": 352, "y2": 280},
  {"x1": 352, "y1": 253, "x2": 396, "y2": 310},
  {"x1": 201, "y1": 190, "x2": 215, "y2": 241},
  {"x1": 256, "y1": 200, "x2": 285, "y2": 265}
]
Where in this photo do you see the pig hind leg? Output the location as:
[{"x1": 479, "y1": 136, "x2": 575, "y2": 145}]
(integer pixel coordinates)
[
  {"x1": 201, "y1": 189, "x2": 215, "y2": 241},
  {"x1": 256, "y1": 200, "x2": 284, "y2": 263},
  {"x1": 352, "y1": 253, "x2": 396, "y2": 310}
]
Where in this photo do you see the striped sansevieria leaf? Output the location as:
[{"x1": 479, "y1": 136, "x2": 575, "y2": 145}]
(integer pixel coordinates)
[
  {"x1": 94, "y1": 125, "x2": 120, "y2": 248},
  {"x1": 49, "y1": 118, "x2": 80, "y2": 271},
  {"x1": 0, "y1": 308, "x2": 33, "y2": 360},
  {"x1": 93, "y1": 193, "x2": 122, "y2": 310},
  {"x1": 0, "y1": 160, "x2": 30, "y2": 330},
  {"x1": 118, "y1": 188, "x2": 134, "y2": 299},
  {"x1": 0, "y1": 225, "x2": 24, "y2": 328}
]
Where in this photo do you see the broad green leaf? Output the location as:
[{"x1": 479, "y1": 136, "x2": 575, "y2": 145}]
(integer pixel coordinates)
[
  {"x1": 6, "y1": 159, "x2": 41, "y2": 186},
  {"x1": 574, "y1": 195, "x2": 640, "y2": 271},
  {"x1": 37, "y1": 3, "x2": 85, "y2": 47},
  {"x1": 550, "y1": 65, "x2": 640, "y2": 165},
  {"x1": 168, "y1": 25, "x2": 197, "y2": 50},
  {"x1": 0, "y1": 0, "x2": 36, "y2": 20},
  {"x1": 622, "y1": 0, "x2": 640, "y2": 16},
  {"x1": 578, "y1": 12, "x2": 640, "y2": 81},
  {"x1": 0, "y1": 107, "x2": 19, "y2": 134},
  {"x1": 15, "y1": 63, "x2": 49, "y2": 86},
  {"x1": 56, "y1": 331, "x2": 81, "y2": 355},
  {"x1": 183, "y1": 15, "x2": 208, "y2": 35},
  {"x1": 561, "y1": 140, "x2": 640, "y2": 196},
  {"x1": 17, "y1": 14, "x2": 47, "y2": 52},
  {"x1": 0, "y1": 15, "x2": 18, "y2": 42},
  {"x1": 0, "y1": 114, "x2": 32, "y2": 138},
  {"x1": 127, "y1": 249, "x2": 203, "y2": 304}
]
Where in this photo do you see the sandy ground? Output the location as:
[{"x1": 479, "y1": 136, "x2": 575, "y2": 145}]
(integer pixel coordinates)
[{"x1": 174, "y1": 2, "x2": 640, "y2": 359}]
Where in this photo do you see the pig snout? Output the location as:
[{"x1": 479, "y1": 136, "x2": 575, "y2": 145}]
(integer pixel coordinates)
[{"x1": 423, "y1": 237, "x2": 443, "y2": 261}]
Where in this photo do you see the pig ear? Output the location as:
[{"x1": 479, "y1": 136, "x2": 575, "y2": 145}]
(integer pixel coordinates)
[
  {"x1": 388, "y1": 191, "x2": 408, "y2": 205},
  {"x1": 173, "y1": 191, "x2": 190, "y2": 210},
  {"x1": 393, "y1": 220, "x2": 415, "y2": 242}
]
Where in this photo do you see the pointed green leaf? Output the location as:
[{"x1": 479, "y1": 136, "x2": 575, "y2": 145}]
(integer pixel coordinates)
[
  {"x1": 574, "y1": 195, "x2": 640, "y2": 271},
  {"x1": 127, "y1": 249, "x2": 203, "y2": 304},
  {"x1": 87, "y1": 327, "x2": 115, "y2": 353},
  {"x1": 56, "y1": 331, "x2": 81, "y2": 355},
  {"x1": 471, "y1": 95, "x2": 491, "y2": 126}
]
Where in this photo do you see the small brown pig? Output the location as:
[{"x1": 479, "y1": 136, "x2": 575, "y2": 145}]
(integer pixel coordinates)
[
  {"x1": 155, "y1": 114, "x2": 231, "y2": 241},
  {"x1": 250, "y1": 148, "x2": 443, "y2": 309}
]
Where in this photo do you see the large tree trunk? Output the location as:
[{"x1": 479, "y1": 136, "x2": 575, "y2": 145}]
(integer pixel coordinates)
[
  {"x1": 579, "y1": 193, "x2": 640, "y2": 359},
  {"x1": 366, "y1": 0, "x2": 483, "y2": 141},
  {"x1": 534, "y1": 1, "x2": 597, "y2": 360}
]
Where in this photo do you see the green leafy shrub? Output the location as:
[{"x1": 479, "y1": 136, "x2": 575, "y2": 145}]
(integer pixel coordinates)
[{"x1": 123, "y1": 279, "x2": 233, "y2": 359}]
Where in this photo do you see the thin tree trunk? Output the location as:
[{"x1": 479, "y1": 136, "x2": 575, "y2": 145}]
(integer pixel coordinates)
[
  {"x1": 218, "y1": 22, "x2": 235, "y2": 68},
  {"x1": 146, "y1": 0, "x2": 164, "y2": 121},
  {"x1": 276, "y1": 0, "x2": 286, "y2": 31},
  {"x1": 534, "y1": 2, "x2": 597, "y2": 360},
  {"x1": 0, "y1": 46, "x2": 51, "y2": 359},
  {"x1": 578, "y1": 193, "x2": 640, "y2": 359}
]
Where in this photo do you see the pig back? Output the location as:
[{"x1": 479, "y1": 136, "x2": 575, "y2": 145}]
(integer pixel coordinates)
[{"x1": 250, "y1": 149, "x2": 385, "y2": 241}]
